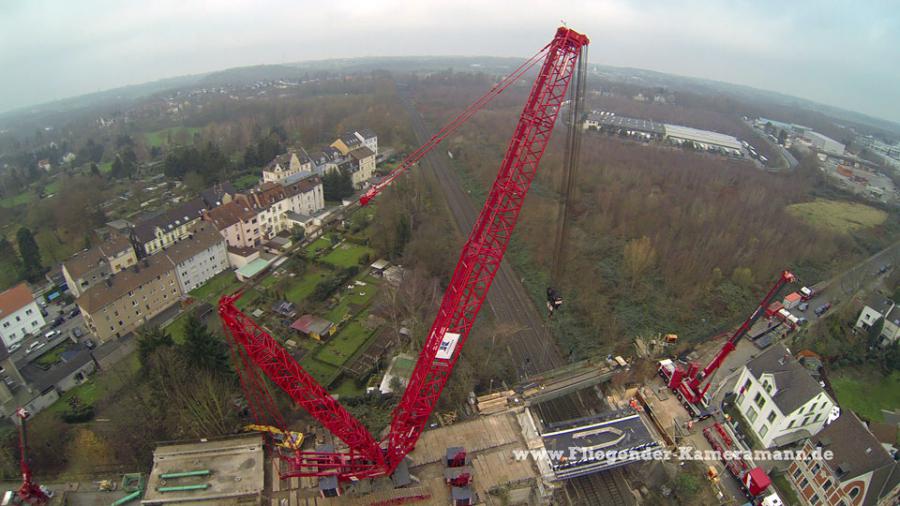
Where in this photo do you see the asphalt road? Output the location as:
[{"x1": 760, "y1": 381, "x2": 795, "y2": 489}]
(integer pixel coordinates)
[{"x1": 397, "y1": 92, "x2": 566, "y2": 376}]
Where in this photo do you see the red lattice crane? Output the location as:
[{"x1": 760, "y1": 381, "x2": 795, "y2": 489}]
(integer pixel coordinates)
[
  {"x1": 14, "y1": 408, "x2": 50, "y2": 505},
  {"x1": 658, "y1": 270, "x2": 796, "y2": 414},
  {"x1": 220, "y1": 26, "x2": 589, "y2": 480}
]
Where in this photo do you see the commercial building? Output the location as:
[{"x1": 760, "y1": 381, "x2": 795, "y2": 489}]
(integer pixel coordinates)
[
  {"x1": 787, "y1": 412, "x2": 899, "y2": 506},
  {"x1": 131, "y1": 198, "x2": 207, "y2": 256},
  {"x1": 804, "y1": 131, "x2": 846, "y2": 155},
  {"x1": 664, "y1": 124, "x2": 743, "y2": 154},
  {"x1": 63, "y1": 233, "x2": 138, "y2": 297},
  {"x1": 76, "y1": 255, "x2": 181, "y2": 343},
  {"x1": 584, "y1": 112, "x2": 665, "y2": 138},
  {"x1": 0, "y1": 283, "x2": 45, "y2": 348},
  {"x1": 161, "y1": 224, "x2": 229, "y2": 294},
  {"x1": 732, "y1": 343, "x2": 835, "y2": 448}
]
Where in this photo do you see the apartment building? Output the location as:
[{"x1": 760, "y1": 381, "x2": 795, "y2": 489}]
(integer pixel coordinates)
[
  {"x1": 331, "y1": 129, "x2": 378, "y2": 156},
  {"x1": 204, "y1": 195, "x2": 263, "y2": 249},
  {"x1": 76, "y1": 255, "x2": 181, "y2": 343},
  {"x1": 161, "y1": 224, "x2": 229, "y2": 294},
  {"x1": 733, "y1": 343, "x2": 835, "y2": 448},
  {"x1": 345, "y1": 146, "x2": 376, "y2": 188},
  {"x1": 63, "y1": 233, "x2": 138, "y2": 297},
  {"x1": 0, "y1": 283, "x2": 45, "y2": 348},
  {"x1": 855, "y1": 295, "x2": 900, "y2": 346}
]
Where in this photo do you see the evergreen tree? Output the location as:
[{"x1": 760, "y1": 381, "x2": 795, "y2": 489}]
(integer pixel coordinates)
[
  {"x1": 137, "y1": 326, "x2": 174, "y2": 365},
  {"x1": 322, "y1": 169, "x2": 355, "y2": 201},
  {"x1": 0, "y1": 238, "x2": 23, "y2": 288},
  {"x1": 181, "y1": 315, "x2": 228, "y2": 373},
  {"x1": 16, "y1": 227, "x2": 43, "y2": 282}
]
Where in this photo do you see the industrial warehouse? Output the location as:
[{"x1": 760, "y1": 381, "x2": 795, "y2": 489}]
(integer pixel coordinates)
[{"x1": 585, "y1": 111, "x2": 745, "y2": 156}]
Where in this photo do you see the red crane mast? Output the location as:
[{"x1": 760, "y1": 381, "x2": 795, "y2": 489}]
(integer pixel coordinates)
[
  {"x1": 659, "y1": 270, "x2": 796, "y2": 410},
  {"x1": 219, "y1": 26, "x2": 589, "y2": 480},
  {"x1": 14, "y1": 408, "x2": 49, "y2": 505}
]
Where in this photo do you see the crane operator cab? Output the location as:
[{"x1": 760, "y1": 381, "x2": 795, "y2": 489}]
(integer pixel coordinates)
[{"x1": 546, "y1": 287, "x2": 564, "y2": 318}]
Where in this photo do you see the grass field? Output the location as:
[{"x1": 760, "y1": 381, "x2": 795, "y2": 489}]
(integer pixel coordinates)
[
  {"x1": 44, "y1": 179, "x2": 62, "y2": 194},
  {"x1": 35, "y1": 342, "x2": 69, "y2": 367},
  {"x1": 787, "y1": 198, "x2": 887, "y2": 234},
  {"x1": 306, "y1": 237, "x2": 334, "y2": 255},
  {"x1": 189, "y1": 270, "x2": 240, "y2": 303},
  {"x1": 144, "y1": 127, "x2": 202, "y2": 148},
  {"x1": 46, "y1": 352, "x2": 141, "y2": 415},
  {"x1": 316, "y1": 321, "x2": 374, "y2": 367},
  {"x1": 284, "y1": 268, "x2": 329, "y2": 303},
  {"x1": 332, "y1": 377, "x2": 365, "y2": 398},
  {"x1": 324, "y1": 277, "x2": 378, "y2": 323},
  {"x1": 0, "y1": 190, "x2": 35, "y2": 208},
  {"x1": 831, "y1": 370, "x2": 900, "y2": 422},
  {"x1": 299, "y1": 356, "x2": 339, "y2": 385},
  {"x1": 321, "y1": 242, "x2": 373, "y2": 268}
]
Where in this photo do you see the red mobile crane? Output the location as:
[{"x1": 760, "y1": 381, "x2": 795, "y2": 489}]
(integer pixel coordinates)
[
  {"x1": 658, "y1": 270, "x2": 796, "y2": 416},
  {"x1": 9, "y1": 408, "x2": 50, "y2": 505},
  {"x1": 219, "y1": 26, "x2": 589, "y2": 481}
]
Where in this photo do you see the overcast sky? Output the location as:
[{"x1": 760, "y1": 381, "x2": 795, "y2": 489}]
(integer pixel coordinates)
[{"x1": 1, "y1": 0, "x2": 898, "y2": 123}]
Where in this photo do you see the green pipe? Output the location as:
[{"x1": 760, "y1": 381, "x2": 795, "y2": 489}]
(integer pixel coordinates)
[
  {"x1": 158, "y1": 484, "x2": 210, "y2": 492},
  {"x1": 110, "y1": 490, "x2": 142, "y2": 506},
  {"x1": 159, "y1": 470, "x2": 211, "y2": 479}
]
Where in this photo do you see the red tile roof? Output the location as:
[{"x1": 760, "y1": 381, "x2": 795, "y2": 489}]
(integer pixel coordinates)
[{"x1": 0, "y1": 283, "x2": 36, "y2": 319}]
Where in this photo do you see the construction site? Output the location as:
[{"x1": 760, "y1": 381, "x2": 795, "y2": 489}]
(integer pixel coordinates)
[{"x1": 6, "y1": 26, "x2": 798, "y2": 506}]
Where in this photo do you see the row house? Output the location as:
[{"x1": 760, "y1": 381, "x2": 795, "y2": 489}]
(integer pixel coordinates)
[
  {"x1": 261, "y1": 148, "x2": 313, "y2": 184},
  {"x1": 62, "y1": 233, "x2": 138, "y2": 297},
  {"x1": 787, "y1": 411, "x2": 899, "y2": 505},
  {"x1": 733, "y1": 343, "x2": 836, "y2": 448},
  {"x1": 131, "y1": 197, "x2": 207, "y2": 256},
  {"x1": 205, "y1": 176, "x2": 324, "y2": 249}
]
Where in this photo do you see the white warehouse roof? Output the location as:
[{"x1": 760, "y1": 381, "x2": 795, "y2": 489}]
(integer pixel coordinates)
[{"x1": 663, "y1": 124, "x2": 743, "y2": 151}]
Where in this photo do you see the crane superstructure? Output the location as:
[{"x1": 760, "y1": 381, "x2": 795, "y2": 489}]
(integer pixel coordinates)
[
  {"x1": 219, "y1": 26, "x2": 589, "y2": 481},
  {"x1": 11, "y1": 408, "x2": 50, "y2": 505},
  {"x1": 659, "y1": 270, "x2": 796, "y2": 415}
]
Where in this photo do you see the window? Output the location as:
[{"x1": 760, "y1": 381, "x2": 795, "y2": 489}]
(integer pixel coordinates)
[
  {"x1": 800, "y1": 477, "x2": 808, "y2": 489},
  {"x1": 823, "y1": 479, "x2": 832, "y2": 491},
  {"x1": 746, "y1": 406, "x2": 758, "y2": 423},
  {"x1": 788, "y1": 419, "x2": 795, "y2": 428},
  {"x1": 759, "y1": 424, "x2": 769, "y2": 437},
  {"x1": 2, "y1": 322, "x2": 8, "y2": 328},
  {"x1": 848, "y1": 487, "x2": 860, "y2": 499},
  {"x1": 754, "y1": 392, "x2": 766, "y2": 409},
  {"x1": 763, "y1": 380, "x2": 773, "y2": 394},
  {"x1": 767, "y1": 411, "x2": 777, "y2": 423},
  {"x1": 15, "y1": 316, "x2": 20, "y2": 322},
  {"x1": 792, "y1": 467, "x2": 802, "y2": 479},
  {"x1": 810, "y1": 493, "x2": 819, "y2": 505},
  {"x1": 811, "y1": 463, "x2": 820, "y2": 474},
  {"x1": 803, "y1": 416, "x2": 811, "y2": 426},
  {"x1": 814, "y1": 413, "x2": 822, "y2": 423},
  {"x1": 25, "y1": 309, "x2": 32, "y2": 315}
]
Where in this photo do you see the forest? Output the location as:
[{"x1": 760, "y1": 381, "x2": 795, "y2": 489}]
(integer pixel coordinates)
[{"x1": 406, "y1": 71, "x2": 899, "y2": 359}]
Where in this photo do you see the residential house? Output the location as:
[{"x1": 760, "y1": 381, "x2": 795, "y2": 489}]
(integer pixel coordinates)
[
  {"x1": 199, "y1": 181, "x2": 237, "y2": 208},
  {"x1": 330, "y1": 132, "x2": 363, "y2": 155},
  {"x1": 354, "y1": 128, "x2": 378, "y2": 156},
  {"x1": 290, "y1": 315, "x2": 336, "y2": 341},
  {"x1": 733, "y1": 343, "x2": 836, "y2": 448},
  {"x1": 0, "y1": 283, "x2": 45, "y2": 348},
  {"x1": 346, "y1": 146, "x2": 376, "y2": 188},
  {"x1": 855, "y1": 296, "x2": 900, "y2": 345},
  {"x1": 131, "y1": 198, "x2": 207, "y2": 256},
  {"x1": 787, "y1": 412, "x2": 899, "y2": 506},
  {"x1": 161, "y1": 224, "x2": 229, "y2": 294},
  {"x1": 308, "y1": 147, "x2": 344, "y2": 177},
  {"x1": 62, "y1": 233, "x2": 138, "y2": 297},
  {"x1": 76, "y1": 255, "x2": 181, "y2": 343},
  {"x1": 261, "y1": 149, "x2": 313, "y2": 184},
  {"x1": 204, "y1": 195, "x2": 264, "y2": 249},
  {"x1": 204, "y1": 176, "x2": 324, "y2": 249}
]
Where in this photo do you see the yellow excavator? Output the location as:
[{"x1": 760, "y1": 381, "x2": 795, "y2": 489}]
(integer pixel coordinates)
[{"x1": 243, "y1": 424, "x2": 304, "y2": 450}]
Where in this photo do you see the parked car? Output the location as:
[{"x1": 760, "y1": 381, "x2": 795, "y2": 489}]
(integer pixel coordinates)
[
  {"x1": 68, "y1": 309, "x2": 80, "y2": 319},
  {"x1": 26, "y1": 342, "x2": 45, "y2": 354},
  {"x1": 44, "y1": 330, "x2": 58, "y2": 339},
  {"x1": 72, "y1": 327, "x2": 83, "y2": 338},
  {"x1": 51, "y1": 316, "x2": 65, "y2": 328},
  {"x1": 815, "y1": 303, "x2": 832, "y2": 316},
  {"x1": 8, "y1": 342, "x2": 21, "y2": 353},
  {"x1": 84, "y1": 339, "x2": 95, "y2": 350},
  {"x1": 798, "y1": 302, "x2": 809, "y2": 312}
]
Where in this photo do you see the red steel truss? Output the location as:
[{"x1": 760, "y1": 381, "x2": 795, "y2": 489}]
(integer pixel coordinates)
[{"x1": 219, "y1": 26, "x2": 589, "y2": 480}]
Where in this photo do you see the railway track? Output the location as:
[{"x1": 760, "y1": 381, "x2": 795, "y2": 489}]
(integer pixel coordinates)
[
  {"x1": 397, "y1": 91, "x2": 565, "y2": 375},
  {"x1": 400, "y1": 88, "x2": 631, "y2": 506}
]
